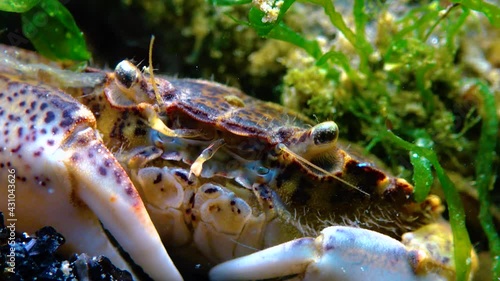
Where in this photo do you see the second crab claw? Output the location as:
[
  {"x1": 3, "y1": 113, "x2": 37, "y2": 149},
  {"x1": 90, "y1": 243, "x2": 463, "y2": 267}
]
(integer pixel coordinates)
[{"x1": 209, "y1": 226, "x2": 447, "y2": 281}]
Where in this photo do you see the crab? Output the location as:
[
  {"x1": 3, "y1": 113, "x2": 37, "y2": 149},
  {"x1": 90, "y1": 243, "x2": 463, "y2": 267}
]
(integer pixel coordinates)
[{"x1": 0, "y1": 44, "x2": 476, "y2": 280}]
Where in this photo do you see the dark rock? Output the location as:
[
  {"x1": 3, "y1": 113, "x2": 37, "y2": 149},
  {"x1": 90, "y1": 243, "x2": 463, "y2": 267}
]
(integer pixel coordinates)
[{"x1": 0, "y1": 212, "x2": 133, "y2": 281}]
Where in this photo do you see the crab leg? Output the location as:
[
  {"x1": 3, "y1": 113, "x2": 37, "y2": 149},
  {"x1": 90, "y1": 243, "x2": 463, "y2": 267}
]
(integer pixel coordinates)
[
  {"x1": 0, "y1": 75, "x2": 182, "y2": 280},
  {"x1": 209, "y1": 226, "x2": 446, "y2": 281}
]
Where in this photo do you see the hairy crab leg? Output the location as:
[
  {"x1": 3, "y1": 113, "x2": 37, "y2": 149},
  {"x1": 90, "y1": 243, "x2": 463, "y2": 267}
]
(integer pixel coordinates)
[{"x1": 0, "y1": 74, "x2": 182, "y2": 281}]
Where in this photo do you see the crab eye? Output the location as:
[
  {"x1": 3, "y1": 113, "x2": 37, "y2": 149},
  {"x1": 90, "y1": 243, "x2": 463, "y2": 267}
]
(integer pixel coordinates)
[
  {"x1": 257, "y1": 166, "x2": 270, "y2": 175},
  {"x1": 115, "y1": 60, "x2": 140, "y2": 89},
  {"x1": 311, "y1": 121, "x2": 339, "y2": 146}
]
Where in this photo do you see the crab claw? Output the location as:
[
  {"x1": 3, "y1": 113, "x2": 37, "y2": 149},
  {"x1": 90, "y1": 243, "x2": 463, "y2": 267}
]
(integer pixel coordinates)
[
  {"x1": 0, "y1": 76, "x2": 182, "y2": 280},
  {"x1": 209, "y1": 226, "x2": 447, "y2": 281}
]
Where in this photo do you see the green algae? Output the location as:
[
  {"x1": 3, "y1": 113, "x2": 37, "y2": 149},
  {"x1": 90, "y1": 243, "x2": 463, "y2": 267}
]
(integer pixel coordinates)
[
  {"x1": 21, "y1": 0, "x2": 90, "y2": 61},
  {"x1": 474, "y1": 81, "x2": 500, "y2": 280},
  {"x1": 381, "y1": 129, "x2": 473, "y2": 280},
  {"x1": 1, "y1": 0, "x2": 90, "y2": 61},
  {"x1": 459, "y1": 0, "x2": 500, "y2": 27},
  {"x1": 0, "y1": 0, "x2": 40, "y2": 13}
]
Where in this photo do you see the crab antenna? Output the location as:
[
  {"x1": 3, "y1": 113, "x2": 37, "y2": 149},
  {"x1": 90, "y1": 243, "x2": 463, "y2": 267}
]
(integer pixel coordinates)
[
  {"x1": 148, "y1": 35, "x2": 164, "y2": 107},
  {"x1": 278, "y1": 144, "x2": 370, "y2": 197}
]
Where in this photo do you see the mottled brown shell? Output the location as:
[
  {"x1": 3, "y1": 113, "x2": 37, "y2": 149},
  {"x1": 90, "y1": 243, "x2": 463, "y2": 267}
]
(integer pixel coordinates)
[{"x1": 163, "y1": 79, "x2": 313, "y2": 144}]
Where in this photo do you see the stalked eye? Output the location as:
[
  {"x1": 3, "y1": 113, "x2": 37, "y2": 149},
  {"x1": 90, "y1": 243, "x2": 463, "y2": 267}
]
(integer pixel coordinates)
[
  {"x1": 115, "y1": 60, "x2": 140, "y2": 89},
  {"x1": 311, "y1": 121, "x2": 339, "y2": 146},
  {"x1": 257, "y1": 166, "x2": 270, "y2": 175}
]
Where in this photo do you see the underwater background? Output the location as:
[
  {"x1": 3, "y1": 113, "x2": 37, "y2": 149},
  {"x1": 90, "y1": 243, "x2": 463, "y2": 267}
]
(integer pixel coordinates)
[{"x1": 1, "y1": 0, "x2": 499, "y2": 280}]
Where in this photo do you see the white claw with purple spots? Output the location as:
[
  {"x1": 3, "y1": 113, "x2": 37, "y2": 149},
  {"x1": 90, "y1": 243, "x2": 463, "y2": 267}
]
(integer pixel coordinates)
[
  {"x1": 0, "y1": 54, "x2": 182, "y2": 280},
  {"x1": 209, "y1": 226, "x2": 445, "y2": 281}
]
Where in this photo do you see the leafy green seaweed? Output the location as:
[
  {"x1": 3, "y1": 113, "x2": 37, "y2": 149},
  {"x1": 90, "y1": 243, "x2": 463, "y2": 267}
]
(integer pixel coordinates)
[
  {"x1": 0, "y1": 0, "x2": 40, "y2": 13},
  {"x1": 474, "y1": 81, "x2": 500, "y2": 279},
  {"x1": 409, "y1": 135, "x2": 434, "y2": 203},
  {"x1": 21, "y1": 0, "x2": 90, "y2": 61},
  {"x1": 1, "y1": 0, "x2": 90, "y2": 61},
  {"x1": 458, "y1": 0, "x2": 500, "y2": 27},
  {"x1": 380, "y1": 130, "x2": 473, "y2": 280}
]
